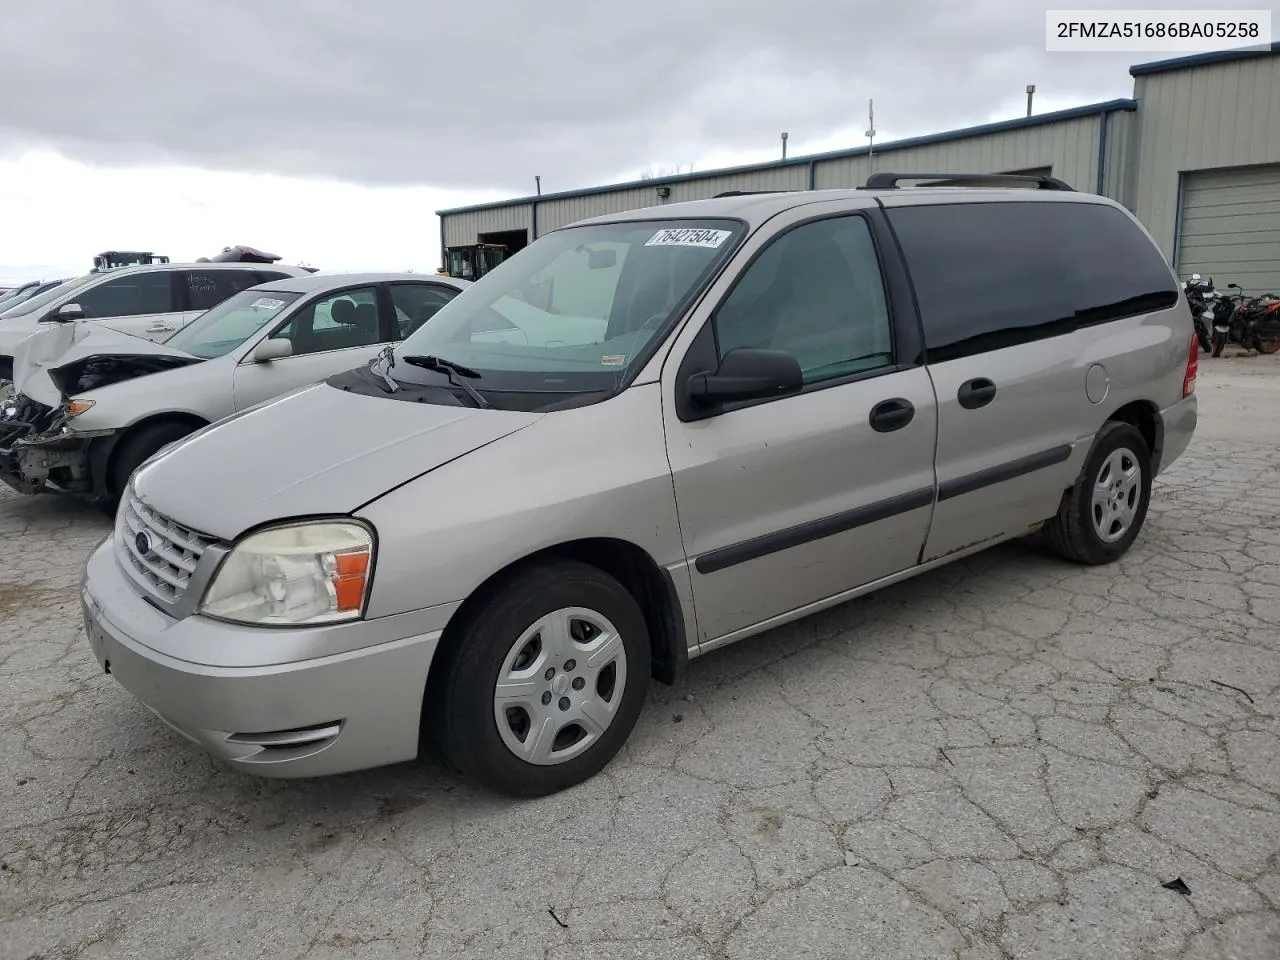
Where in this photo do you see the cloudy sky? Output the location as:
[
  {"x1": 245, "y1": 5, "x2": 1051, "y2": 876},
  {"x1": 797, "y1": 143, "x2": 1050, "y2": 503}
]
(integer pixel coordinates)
[{"x1": 0, "y1": 0, "x2": 1260, "y2": 281}]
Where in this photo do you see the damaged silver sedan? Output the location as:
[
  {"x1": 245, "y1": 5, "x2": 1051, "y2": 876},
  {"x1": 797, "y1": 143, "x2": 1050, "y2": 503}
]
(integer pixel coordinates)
[{"x1": 0, "y1": 272, "x2": 468, "y2": 513}]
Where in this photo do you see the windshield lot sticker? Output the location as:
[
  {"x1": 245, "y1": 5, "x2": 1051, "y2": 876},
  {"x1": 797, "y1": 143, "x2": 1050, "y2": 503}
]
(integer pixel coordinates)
[
  {"x1": 645, "y1": 228, "x2": 732, "y2": 248},
  {"x1": 250, "y1": 297, "x2": 286, "y2": 310},
  {"x1": 601, "y1": 355, "x2": 626, "y2": 366}
]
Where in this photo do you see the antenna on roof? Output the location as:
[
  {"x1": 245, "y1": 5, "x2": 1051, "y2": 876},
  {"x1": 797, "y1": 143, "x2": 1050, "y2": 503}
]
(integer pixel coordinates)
[{"x1": 865, "y1": 99, "x2": 876, "y2": 159}]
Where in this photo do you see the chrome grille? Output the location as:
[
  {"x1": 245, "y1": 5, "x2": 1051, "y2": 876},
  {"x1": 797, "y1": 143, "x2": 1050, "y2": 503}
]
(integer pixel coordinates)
[{"x1": 116, "y1": 490, "x2": 214, "y2": 605}]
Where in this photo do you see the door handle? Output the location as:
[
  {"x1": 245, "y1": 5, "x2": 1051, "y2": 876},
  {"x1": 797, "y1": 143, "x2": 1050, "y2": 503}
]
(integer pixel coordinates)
[
  {"x1": 957, "y1": 377, "x2": 997, "y2": 409},
  {"x1": 868, "y1": 397, "x2": 915, "y2": 433}
]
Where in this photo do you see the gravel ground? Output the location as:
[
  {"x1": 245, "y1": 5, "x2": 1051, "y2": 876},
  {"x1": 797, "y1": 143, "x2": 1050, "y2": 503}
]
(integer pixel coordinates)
[{"x1": 2, "y1": 354, "x2": 1278, "y2": 960}]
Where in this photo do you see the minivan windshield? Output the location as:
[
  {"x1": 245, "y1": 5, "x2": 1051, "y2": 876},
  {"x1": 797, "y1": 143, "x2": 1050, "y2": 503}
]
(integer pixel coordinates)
[
  {"x1": 391, "y1": 218, "x2": 743, "y2": 402},
  {"x1": 0, "y1": 273, "x2": 96, "y2": 320},
  {"x1": 166, "y1": 288, "x2": 302, "y2": 359}
]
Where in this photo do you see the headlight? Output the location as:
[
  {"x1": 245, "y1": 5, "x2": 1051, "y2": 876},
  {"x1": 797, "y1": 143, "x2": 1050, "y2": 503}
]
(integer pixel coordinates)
[{"x1": 200, "y1": 521, "x2": 374, "y2": 626}]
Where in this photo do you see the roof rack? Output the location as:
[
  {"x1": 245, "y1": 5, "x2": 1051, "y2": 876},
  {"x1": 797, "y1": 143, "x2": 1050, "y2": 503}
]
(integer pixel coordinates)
[
  {"x1": 861, "y1": 172, "x2": 1075, "y2": 191},
  {"x1": 712, "y1": 190, "x2": 786, "y2": 198}
]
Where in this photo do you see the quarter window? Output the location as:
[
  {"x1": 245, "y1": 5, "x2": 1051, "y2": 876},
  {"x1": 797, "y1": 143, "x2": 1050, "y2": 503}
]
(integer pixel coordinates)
[
  {"x1": 272, "y1": 287, "x2": 383, "y2": 357},
  {"x1": 886, "y1": 201, "x2": 1179, "y2": 362},
  {"x1": 714, "y1": 215, "x2": 894, "y2": 384},
  {"x1": 73, "y1": 271, "x2": 176, "y2": 319}
]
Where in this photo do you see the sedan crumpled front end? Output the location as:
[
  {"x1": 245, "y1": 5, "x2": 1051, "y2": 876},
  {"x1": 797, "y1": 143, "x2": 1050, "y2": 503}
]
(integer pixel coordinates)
[
  {"x1": 0, "y1": 390, "x2": 111, "y2": 496},
  {"x1": 0, "y1": 321, "x2": 205, "y2": 498}
]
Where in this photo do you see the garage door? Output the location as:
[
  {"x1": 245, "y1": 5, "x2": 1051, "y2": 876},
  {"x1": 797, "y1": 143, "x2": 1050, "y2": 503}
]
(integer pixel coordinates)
[{"x1": 1177, "y1": 164, "x2": 1280, "y2": 296}]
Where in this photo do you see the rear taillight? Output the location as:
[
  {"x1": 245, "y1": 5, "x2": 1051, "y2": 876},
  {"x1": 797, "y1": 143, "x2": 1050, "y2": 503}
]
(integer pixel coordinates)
[{"x1": 1183, "y1": 332, "x2": 1198, "y2": 398}]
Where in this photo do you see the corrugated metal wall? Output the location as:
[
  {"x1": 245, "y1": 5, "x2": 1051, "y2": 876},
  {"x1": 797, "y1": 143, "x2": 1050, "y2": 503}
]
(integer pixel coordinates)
[
  {"x1": 442, "y1": 114, "x2": 1114, "y2": 248},
  {"x1": 1132, "y1": 52, "x2": 1280, "y2": 260},
  {"x1": 1101, "y1": 109, "x2": 1138, "y2": 209},
  {"x1": 442, "y1": 204, "x2": 531, "y2": 247},
  {"x1": 812, "y1": 114, "x2": 1101, "y2": 193}
]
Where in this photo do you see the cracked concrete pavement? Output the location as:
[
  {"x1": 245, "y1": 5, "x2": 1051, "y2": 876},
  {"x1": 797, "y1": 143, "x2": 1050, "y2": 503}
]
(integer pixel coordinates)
[{"x1": 2, "y1": 355, "x2": 1278, "y2": 960}]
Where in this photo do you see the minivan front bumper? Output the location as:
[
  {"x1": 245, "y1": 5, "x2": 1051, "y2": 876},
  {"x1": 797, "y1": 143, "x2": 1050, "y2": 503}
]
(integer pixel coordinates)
[{"x1": 80, "y1": 537, "x2": 443, "y2": 778}]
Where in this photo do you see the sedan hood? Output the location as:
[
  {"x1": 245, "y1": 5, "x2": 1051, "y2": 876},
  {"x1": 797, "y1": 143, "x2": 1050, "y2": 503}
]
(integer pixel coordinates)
[
  {"x1": 132, "y1": 382, "x2": 543, "y2": 540},
  {"x1": 12, "y1": 322, "x2": 201, "y2": 405}
]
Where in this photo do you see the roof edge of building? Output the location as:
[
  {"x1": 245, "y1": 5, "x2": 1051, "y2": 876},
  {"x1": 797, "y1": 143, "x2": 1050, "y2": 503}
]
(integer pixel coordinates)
[
  {"x1": 1129, "y1": 40, "x2": 1280, "y2": 77},
  {"x1": 436, "y1": 98, "x2": 1138, "y2": 216}
]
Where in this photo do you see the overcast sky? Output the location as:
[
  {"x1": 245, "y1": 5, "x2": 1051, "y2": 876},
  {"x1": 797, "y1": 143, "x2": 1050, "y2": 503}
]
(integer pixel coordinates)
[{"x1": 0, "y1": 0, "x2": 1260, "y2": 281}]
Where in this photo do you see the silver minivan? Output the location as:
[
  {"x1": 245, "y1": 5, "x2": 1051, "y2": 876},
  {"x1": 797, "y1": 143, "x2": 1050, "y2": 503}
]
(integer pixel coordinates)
[{"x1": 80, "y1": 174, "x2": 1199, "y2": 796}]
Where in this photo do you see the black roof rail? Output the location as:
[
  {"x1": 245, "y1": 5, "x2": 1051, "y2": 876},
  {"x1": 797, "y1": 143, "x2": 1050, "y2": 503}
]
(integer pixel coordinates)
[
  {"x1": 861, "y1": 172, "x2": 1075, "y2": 191},
  {"x1": 712, "y1": 190, "x2": 785, "y2": 198}
]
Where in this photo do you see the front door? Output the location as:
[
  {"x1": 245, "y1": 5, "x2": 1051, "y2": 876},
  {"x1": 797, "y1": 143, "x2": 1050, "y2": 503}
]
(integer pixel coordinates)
[
  {"x1": 232, "y1": 285, "x2": 389, "y2": 410},
  {"x1": 662, "y1": 208, "x2": 939, "y2": 644}
]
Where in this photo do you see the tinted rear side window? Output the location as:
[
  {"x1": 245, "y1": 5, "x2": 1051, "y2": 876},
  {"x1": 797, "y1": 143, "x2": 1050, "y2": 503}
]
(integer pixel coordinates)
[{"x1": 887, "y1": 201, "x2": 1178, "y2": 363}]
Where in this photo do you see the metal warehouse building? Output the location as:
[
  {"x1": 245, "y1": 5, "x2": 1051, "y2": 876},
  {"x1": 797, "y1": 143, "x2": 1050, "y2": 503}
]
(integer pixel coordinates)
[{"x1": 439, "y1": 43, "x2": 1280, "y2": 293}]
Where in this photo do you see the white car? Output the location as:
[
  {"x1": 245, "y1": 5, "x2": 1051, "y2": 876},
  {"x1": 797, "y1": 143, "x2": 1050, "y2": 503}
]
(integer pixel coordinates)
[
  {"x1": 0, "y1": 261, "x2": 313, "y2": 385},
  {"x1": 0, "y1": 272, "x2": 468, "y2": 511}
]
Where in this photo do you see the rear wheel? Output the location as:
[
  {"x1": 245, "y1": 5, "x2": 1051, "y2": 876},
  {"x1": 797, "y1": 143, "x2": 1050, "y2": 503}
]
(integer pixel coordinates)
[
  {"x1": 99, "y1": 421, "x2": 198, "y2": 516},
  {"x1": 433, "y1": 559, "x2": 650, "y2": 797},
  {"x1": 1253, "y1": 322, "x2": 1280, "y2": 355},
  {"x1": 1042, "y1": 421, "x2": 1152, "y2": 566}
]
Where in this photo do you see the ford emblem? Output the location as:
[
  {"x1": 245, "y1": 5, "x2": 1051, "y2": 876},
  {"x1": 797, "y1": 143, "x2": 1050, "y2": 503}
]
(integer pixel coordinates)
[{"x1": 135, "y1": 531, "x2": 155, "y2": 558}]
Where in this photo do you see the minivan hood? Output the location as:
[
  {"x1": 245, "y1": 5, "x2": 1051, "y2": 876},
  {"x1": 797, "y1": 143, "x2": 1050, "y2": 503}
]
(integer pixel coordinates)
[
  {"x1": 13, "y1": 322, "x2": 200, "y2": 405},
  {"x1": 131, "y1": 383, "x2": 543, "y2": 541}
]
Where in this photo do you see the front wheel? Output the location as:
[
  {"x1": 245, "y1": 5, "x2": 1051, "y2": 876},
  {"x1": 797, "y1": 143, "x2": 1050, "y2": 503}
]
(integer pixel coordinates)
[
  {"x1": 1042, "y1": 421, "x2": 1152, "y2": 566},
  {"x1": 98, "y1": 421, "x2": 198, "y2": 516},
  {"x1": 433, "y1": 559, "x2": 651, "y2": 797}
]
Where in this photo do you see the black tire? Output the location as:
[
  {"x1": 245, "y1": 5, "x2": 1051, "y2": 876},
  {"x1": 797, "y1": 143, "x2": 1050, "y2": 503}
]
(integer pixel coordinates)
[
  {"x1": 1042, "y1": 421, "x2": 1152, "y2": 566},
  {"x1": 432, "y1": 559, "x2": 651, "y2": 797},
  {"x1": 100, "y1": 421, "x2": 198, "y2": 514},
  {"x1": 1253, "y1": 322, "x2": 1280, "y2": 355}
]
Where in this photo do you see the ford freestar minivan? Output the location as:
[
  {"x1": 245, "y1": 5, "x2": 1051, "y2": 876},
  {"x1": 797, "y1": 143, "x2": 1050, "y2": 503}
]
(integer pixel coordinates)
[{"x1": 80, "y1": 174, "x2": 1198, "y2": 797}]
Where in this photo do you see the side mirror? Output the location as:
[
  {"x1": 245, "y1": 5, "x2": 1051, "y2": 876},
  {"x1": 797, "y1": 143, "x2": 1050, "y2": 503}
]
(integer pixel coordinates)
[
  {"x1": 252, "y1": 338, "x2": 293, "y2": 362},
  {"x1": 48, "y1": 302, "x2": 86, "y2": 322},
  {"x1": 687, "y1": 347, "x2": 803, "y2": 406}
]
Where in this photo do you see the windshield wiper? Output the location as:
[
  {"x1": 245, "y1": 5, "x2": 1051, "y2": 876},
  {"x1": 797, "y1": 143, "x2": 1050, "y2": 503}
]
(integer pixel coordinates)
[{"x1": 402, "y1": 355, "x2": 490, "y2": 409}]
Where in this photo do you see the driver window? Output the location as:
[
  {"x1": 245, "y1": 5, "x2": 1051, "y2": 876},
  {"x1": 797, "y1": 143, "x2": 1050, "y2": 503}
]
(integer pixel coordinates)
[
  {"x1": 272, "y1": 287, "x2": 382, "y2": 357},
  {"x1": 714, "y1": 215, "x2": 893, "y2": 384}
]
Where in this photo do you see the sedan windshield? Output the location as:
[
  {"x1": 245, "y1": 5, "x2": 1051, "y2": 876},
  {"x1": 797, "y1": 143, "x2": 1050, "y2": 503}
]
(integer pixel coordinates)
[
  {"x1": 0, "y1": 273, "x2": 96, "y2": 319},
  {"x1": 392, "y1": 219, "x2": 743, "y2": 403},
  {"x1": 166, "y1": 288, "x2": 302, "y2": 359}
]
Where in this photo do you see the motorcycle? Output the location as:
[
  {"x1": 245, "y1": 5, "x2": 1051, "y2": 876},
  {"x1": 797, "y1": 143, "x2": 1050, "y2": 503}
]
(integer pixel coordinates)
[
  {"x1": 1182, "y1": 275, "x2": 1216, "y2": 354},
  {"x1": 1210, "y1": 283, "x2": 1280, "y2": 357}
]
